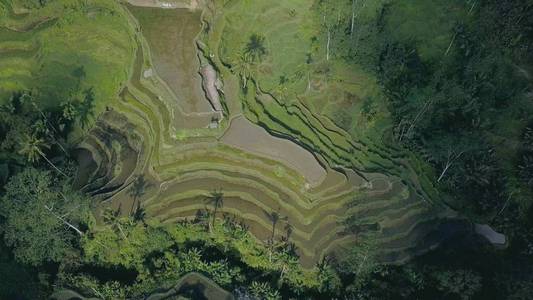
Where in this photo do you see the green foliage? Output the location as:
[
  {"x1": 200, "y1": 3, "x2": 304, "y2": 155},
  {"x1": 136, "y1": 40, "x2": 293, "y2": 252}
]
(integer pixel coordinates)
[
  {"x1": 0, "y1": 91, "x2": 81, "y2": 180},
  {"x1": 76, "y1": 216, "x2": 326, "y2": 298},
  {"x1": 205, "y1": 189, "x2": 224, "y2": 231},
  {"x1": 332, "y1": 109, "x2": 352, "y2": 131},
  {"x1": 244, "y1": 33, "x2": 268, "y2": 63},
  {"x1": 146, "y1": 247, "x2": 243, "y2": 288},
  {"x1": 17, "y1": 0, "x2": 52, "y2": 8},
  {"x1": 1, "y1": 1, "x2": 531, "y2": 299},
  {"x1": 84, "y1": 216, "x2": 173, "y2": 269},
  {"x1": 18, "y1": 133, "x2": 49, "y2": 163},
  {"x1": 0, "y1": 0, "x2": 136, "y2": 120},
  {"x1": 230, "y1": 52, "x2": 255, "y2": 88},
  {"x1": 249, "y1": 281, "x2": 281, "y2": 300},
  {"x1": 0, "y1": 243, "x2": 47, "y2": 299},
  {"x1": 0, "y1": 93, "x2": 37, "y2": 164},
  {"x1": 361, "y1": 96, "x2": 378, "y2": 121},
  {"x1": 0, "y1": 168, "x2": 90, "y2": 266},
  {"x1": 328, "y1": 0, "x2": 533, "y2": 219},
  {"x1": 503, "y1": 279, "x2": 533, "y2": 300},
  {"x1": 58, "y1": 273, "x2": 127, "y2": 300},
  {"x1": 518, "y1": 126, "x2": 533, "y2": 188},
  {"x1": 316, "y1": 257, "x2": 342, "y2": 295},
  {"x1": 336, "y1": 236, "x2": 380, "y2": 290},
  {"x1": 433, "y1": 269, "x2": 482, "y2": 300},
  {"x1": 345, "y1": 265, "x2": 425, "y2": 300}
]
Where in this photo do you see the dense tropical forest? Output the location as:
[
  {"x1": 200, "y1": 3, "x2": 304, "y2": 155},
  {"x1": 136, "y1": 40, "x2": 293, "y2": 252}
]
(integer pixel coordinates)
[{"x1": 0, "y1": 0, "x2": 532, "y2": 299}]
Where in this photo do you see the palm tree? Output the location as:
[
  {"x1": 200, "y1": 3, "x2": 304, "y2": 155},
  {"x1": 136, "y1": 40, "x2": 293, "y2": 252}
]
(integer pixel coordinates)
[
  {"x1": 102, "y1": 206, "x2": 128, "y2": 241},
  {"x1": 284, "y1": 222, "x2": 293, "y2": 240},
  {"x1": 264, "y1": 208, "x2": 287, "y2": 261},
  {"x1": 128, "y1": 175, "x2": 148, "y2": 215},
  {"x1": 194, "y1": 209, "x2": 210, "y2": 228},
  {"x1": 232, "y1": 53, "x2": 254, "y2": 89},
  {"x1": 19, "y1": 134, "x2": 67, "y2": 177},
  {"x1": 78, "y1": 88, "x2": 96, "y2": 129},
  {"x1": 265, "y1": 209, "x2": 287, "y2": 242},
  {"x1": 244, "y1": 33, "x2": 267, "y2": 63},
  {"x1": 274, "y1": 75, "x2": 290, "y2": 100},
  {"x1": 519, "y1": 154, "x2": 533, "y2": 187},
  {"x1": 132, "y1": 201, "x2": 146, "y2": 224},
  {"x1": 205, "y1": 189, "x2": 224, "y2": 232},
  {"x1": 21, "y1": 92, "x2": 69, "y2": 156}
]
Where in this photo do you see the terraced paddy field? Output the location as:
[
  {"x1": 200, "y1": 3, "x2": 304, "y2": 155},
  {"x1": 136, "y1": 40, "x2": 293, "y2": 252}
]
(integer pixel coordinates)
[
  {"x1": 1, "y1": 0, "x2": 460, "y2": 269},
  {"x1": 127, "y1": 4, "x2": 212, "y2": 115},
  {"x1": 65, "y1": 0, "x2": 463, "y2": 268},
  {"x1": 0, "y1": 0, "x2": 136, "y2": 127}
]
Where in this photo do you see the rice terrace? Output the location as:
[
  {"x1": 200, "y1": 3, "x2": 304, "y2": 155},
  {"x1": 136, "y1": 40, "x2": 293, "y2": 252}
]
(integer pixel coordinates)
[{"x1": 1, "y1": 0, "x2": 532, "y2": 299}]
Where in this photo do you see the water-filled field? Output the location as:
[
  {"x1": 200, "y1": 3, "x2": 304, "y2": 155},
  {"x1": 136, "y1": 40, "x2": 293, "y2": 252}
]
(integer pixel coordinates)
[{"x1": 128, "y1": 5, "x2": 211, "y2": 114}]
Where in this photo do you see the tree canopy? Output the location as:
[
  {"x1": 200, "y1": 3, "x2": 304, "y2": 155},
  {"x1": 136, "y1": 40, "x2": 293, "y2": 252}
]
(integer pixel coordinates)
[{"x1": 0, "y1": 168, "x2": 91, "y2": 266}]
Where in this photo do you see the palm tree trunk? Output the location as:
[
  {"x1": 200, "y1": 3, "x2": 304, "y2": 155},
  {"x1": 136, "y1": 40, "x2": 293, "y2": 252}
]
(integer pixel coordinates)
[
  {"x1": 350, "y1": 0, "x2": 356, "y2": 36},
  {"x1": 33, "y1": 103, "x2": 69, "y2": 156},
  {"x1": 117, "y1": 223, "x2": 129, "y2": 241},
  {"x1": 468, "y1": 1, "x2": 476, "y2": 15},
  {"x1": 211, "y1": 205, "x2": 218, "y2": 233},
  {"x1": 53, "y1": 137, "x2": 69, "y2": 156},
  {"x1": 355, "y1": 253, "x2": 368, "y2": 276},
  {"x1": 437, "y1": 162, "x2": 452, "y2": 182},
  {"x1": 326, "y1": 29, "x2": 331, "y2": 61},
  {"x1": 307, "y1": 72, "x2": 311, "y2": 92},
  {"x1": 38, "y1": 149, "x2": 67, "y2": 177},
  {"x1": 271, "y1": 221, "x2": 277, "y2": 242},
  {"x1": 280, "y1": 265, "x2": 287, "y2": 281},
  {"x1": 44, "y1": 205, "x2": 84, "y2": 236},
  {"x1": 405, "y1": 98, "x2": 433, "y2": 138},
  {"x1": 130, "y1": 196, "x2": 137, "y2": 216},
  {"x1": 268, "y1": 220, "x2": 277, "y2": 262},
  {"x1": 444, "y1": 32, "x2": 457, "y2": 57},
  {"x1": 91, "y1": 287, "x2": 105, "y2": 299},
  {"x1": 437, "y1": 150, "x2": 464, "y2": 182}
]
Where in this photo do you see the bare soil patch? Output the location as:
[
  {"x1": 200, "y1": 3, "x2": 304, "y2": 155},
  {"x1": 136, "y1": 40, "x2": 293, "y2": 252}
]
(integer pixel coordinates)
[
  {"x1": 129, "y1": 5, "x2": 212, "y2": 114},
  {"x1": 221, "y1": 116, "x2": 327, "y2": 186}
]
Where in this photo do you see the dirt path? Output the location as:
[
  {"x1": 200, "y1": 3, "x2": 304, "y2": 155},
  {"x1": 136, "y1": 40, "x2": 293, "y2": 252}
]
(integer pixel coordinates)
[{"x1": 220, "y1": 115, "x2": 327, "y2": 186}]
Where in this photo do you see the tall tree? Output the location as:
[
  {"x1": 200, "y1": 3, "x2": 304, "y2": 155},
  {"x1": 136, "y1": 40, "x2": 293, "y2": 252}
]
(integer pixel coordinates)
[
  {"x1": 102, "y1": 206, "x2": 129, "y2": 241},
  {"x1": 205, "y1": 189, "x2": 224, "y2": 233},
  {"x1": 433, "y1": 269, "x2": 482, "y2": 300},
  {"x1": 19, "y1": 134, "x2": 67, "y2": 177},
  {"x1": 0, "y1": 168, "x2": 89, "y2": 266},
  {"x1": 264, "y1": 208, "x2": 287, "y2": 262},
  {"x1": 232, "y1": 52, "x2": 254, "y2": 89},
  {"x1": 77, "y1": 88, "x2": 96, "y2": 129},
  {"x1": 244, "y1": 33, "x2": 268, "y2": 63},
  {"x1": 20, "y1": 92, "x2": 69, "y2": 156},
  {"x1": 127, "y1": 175, "x2": 148, "y2": 216}
]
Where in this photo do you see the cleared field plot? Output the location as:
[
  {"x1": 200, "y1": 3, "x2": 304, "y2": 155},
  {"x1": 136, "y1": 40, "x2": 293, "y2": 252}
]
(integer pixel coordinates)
[
  {"x1": 221, "y1": 115, "x2": 326, "y2": 186},
  {"x1": 128, "y1": 5, "x2": 212, "y2": 114}
]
